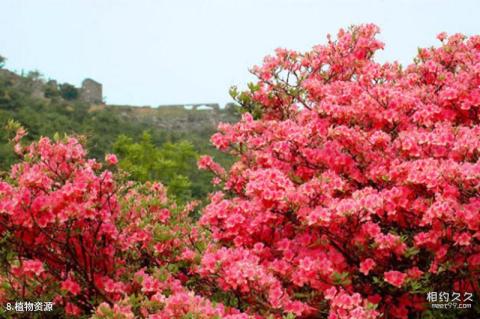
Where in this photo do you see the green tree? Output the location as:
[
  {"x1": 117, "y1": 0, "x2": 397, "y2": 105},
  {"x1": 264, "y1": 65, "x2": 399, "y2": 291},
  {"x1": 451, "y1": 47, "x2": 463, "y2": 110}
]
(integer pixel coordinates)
[
  {"x1": 113, "y1": 132, "x2": 213, "y2": 203},
  {"x1": 44, "y1": 80, "x2": 60, "y2": 98},
  {"x1": 0, "y1": 55, "x2": 5, "y2": 68},
  {"x1": 59, "y1": 83, "x2": 79, "y2": 100}
]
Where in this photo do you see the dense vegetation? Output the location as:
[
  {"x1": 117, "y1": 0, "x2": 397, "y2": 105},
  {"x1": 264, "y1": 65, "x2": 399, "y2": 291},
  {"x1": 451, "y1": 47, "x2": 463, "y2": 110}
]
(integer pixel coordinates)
[
  {"x1": 0, "y1": 66, "x2": 238, "y2": 201},
  {"x1": 113, "y1": 133, "x2": 211, "y2": 203},
  {"x1": 0, "y1": 25, "x2": 479, "y2": 319}
]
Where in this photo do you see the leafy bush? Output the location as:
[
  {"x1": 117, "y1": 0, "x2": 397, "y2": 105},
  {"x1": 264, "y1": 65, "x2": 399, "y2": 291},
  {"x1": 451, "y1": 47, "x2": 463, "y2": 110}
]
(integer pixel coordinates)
[
  {"x1": 113, "y1": 132, "x2": 214, "y2": 203},
  {"x1": 59, "y1": 83, "x2": 79, "y2": 101}
]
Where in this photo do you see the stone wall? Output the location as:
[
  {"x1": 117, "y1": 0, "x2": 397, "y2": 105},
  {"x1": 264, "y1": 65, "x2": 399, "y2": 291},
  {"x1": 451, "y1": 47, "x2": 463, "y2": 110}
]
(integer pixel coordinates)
[{"x1": 80, "y1": 78, "x2": 102, "y2": 104}]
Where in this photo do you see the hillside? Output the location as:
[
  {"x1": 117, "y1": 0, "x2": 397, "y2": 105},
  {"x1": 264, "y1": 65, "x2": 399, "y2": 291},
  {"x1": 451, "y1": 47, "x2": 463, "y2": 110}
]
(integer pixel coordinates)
[{"x1": 0, "y1": 67, "x2": 239, "y2": 171}]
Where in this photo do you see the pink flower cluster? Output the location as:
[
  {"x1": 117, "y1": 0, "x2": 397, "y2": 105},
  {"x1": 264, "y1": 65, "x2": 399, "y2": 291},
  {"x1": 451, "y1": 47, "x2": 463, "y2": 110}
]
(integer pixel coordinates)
[
  {"x1": 0, "y1": 134, "x2": 250, "y2": 318},
  {"x1": 198, "y1": 24, "x2": 480, "y2": 318}
]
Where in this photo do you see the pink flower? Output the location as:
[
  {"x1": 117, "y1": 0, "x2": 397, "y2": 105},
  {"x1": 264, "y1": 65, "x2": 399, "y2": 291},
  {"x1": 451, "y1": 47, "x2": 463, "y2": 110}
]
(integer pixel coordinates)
[
  {"x1": 14, "y1": 127, "x2": 27, "y2": 143},
  {"x1": 454, "y1": 232, "x2": 472, "y2": 246},
  {"x1": 198, "y1": 155, "x2": 213, "y2": 170},
  {"x1": 61, "y1": 277, "x2": 81, "y2": 295},
  {"x1": 65, "y1": 302, "x2": 81, "y2": 315},
  {"x1": 359, "y1": 258, "x2": 376, "y2": 275},
  {"x1": 324, "y1": 286, "x2": 337, "y2": 300},
  {"x1": 384, "y1": 271, "x2": 407, "y2": 288},
  {"x1": 406, "y1": 267, "x2": 424, "y2": 280},
  {"x1": 198, "y1": 155, "x2": 225, "y2": 176},
  {"x1": 22, "y1": 259, "x2": 44, "y2": 276},
  {"x1": 180, "y1": 248, "x2": 196, "y2": 261},
  {"x1": 105, "y1": 153, "x2": 118, "y2": 165},
  {"x1": 437, "y1": 32, "x2": 448, "y2": 41}
]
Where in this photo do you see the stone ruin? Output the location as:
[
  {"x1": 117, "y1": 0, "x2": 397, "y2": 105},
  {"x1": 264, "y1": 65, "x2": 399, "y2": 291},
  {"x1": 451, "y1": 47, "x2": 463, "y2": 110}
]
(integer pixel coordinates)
[
  {"x1": 182, "y1": 103, "x2": 220, "y2": 111},
  {"x1": 80, "y1": 78, "x2": 102, "y2": 104}
]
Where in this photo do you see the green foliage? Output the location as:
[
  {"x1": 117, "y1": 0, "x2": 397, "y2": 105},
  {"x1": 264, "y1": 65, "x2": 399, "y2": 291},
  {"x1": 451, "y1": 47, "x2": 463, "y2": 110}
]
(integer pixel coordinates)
[
  {"x1": 0, "y1": 55, "x2": 5, "y2": 69},
  {"x1": 0, "y1": 66, "x2": 238, "y2": 202},
  {"x1": 230, "y1": 84, "x2": 264, "y2": 119},
  {"x1": 113, "y1": 132, "x2": 213, "y2": 203},
  {"x1": 58, "y1": 83, "x2": 79, "y2": 100}
]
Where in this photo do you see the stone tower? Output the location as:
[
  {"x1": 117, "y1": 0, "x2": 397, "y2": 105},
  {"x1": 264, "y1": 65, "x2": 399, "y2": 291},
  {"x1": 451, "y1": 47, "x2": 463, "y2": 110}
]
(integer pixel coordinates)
[{"x1": 80, "y1": 78, "x2": 102, "y2": 104}]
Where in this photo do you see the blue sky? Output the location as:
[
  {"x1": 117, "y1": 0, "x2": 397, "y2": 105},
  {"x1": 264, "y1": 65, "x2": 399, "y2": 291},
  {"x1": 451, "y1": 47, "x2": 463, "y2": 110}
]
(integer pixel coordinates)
[{"x1": 1, "y1": 0, "x2": 479, "y2": 106}]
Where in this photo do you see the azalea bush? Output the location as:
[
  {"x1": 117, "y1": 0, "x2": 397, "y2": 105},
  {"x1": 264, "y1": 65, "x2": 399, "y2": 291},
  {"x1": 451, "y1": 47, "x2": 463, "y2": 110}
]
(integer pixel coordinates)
[
  {"x1": 0, "y1": 24, "x2": 479, "y2": 319},
  {"x1": 198, "y1": 24, "x2": 480, "y2": 318},
  {"x1": 0, "y1": 128, "x2": 249, "y2": 318}
]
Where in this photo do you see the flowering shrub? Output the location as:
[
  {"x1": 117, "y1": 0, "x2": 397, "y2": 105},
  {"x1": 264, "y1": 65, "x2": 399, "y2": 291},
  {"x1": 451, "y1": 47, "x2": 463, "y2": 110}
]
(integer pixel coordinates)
[
  {"x1": 0, "y1": 131, "x2": 250, "y2": 318},
  {"x1": 198, "y1": 24, "x2": 480, "y2": 318},
  {"x1": 1, "y1": 24, "x2": 479, "y2": 319}
]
